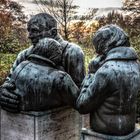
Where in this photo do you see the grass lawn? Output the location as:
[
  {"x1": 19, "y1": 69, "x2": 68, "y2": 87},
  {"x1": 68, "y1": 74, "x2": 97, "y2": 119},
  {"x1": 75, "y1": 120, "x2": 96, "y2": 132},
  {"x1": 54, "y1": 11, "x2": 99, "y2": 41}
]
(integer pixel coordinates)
[{"x1": 0, "y1": 53, "x2": 17, "y2": 84}]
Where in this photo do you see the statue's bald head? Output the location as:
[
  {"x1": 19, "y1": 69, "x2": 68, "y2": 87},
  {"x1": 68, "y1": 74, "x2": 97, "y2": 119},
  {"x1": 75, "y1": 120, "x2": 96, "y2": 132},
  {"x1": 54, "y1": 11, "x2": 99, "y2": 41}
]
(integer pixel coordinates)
[
  {"x1": 27, "y1": 13, "x2": 57, "y2": 45},
  {"x1": 28, "y1": 13, "x2": 57, "y2": 30}
]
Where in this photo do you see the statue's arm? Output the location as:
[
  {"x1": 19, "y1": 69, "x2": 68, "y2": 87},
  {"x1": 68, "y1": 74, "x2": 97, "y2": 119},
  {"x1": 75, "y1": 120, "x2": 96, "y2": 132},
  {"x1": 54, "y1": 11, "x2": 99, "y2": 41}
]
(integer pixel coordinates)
[
  {"x1": 59, "y1": 74, "x2": 80, "y2": 108},
  {"x1": 64, "y1": 44, "x2": 85, "y2": 87},
  {"x1": 0, "y1": 46, "x2": 33, "y2": 112},
  {"x1": 76, "y1": 70, "x2": 110, "y2": 114}
]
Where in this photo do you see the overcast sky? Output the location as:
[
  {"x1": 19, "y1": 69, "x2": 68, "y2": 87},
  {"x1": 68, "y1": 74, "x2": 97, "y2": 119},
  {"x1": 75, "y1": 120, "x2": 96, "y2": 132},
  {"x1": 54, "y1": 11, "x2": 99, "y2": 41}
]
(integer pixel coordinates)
[
  {"x1": 74, "y1": 0, "x2": 122, "y2": 8},
  {"x1": 14, "y1": 0, "x2": 123, "y2": 15},
  {"x1": 74, "y1": 0, "x2": 123, "y2": 14}
]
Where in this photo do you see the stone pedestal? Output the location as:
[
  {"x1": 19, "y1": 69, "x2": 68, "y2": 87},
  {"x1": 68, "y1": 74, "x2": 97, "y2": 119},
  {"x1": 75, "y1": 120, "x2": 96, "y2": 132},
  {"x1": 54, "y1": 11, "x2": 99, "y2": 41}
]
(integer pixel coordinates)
[
  {"x1": 81, "y1": 114, "x2": 90, "y2": 128},
  {"x1": 81, "y1": 127, "x2": 140, "y2": 140},
  {"x1": 0, "y1": 106, "x2": 81, "y2": 140}
]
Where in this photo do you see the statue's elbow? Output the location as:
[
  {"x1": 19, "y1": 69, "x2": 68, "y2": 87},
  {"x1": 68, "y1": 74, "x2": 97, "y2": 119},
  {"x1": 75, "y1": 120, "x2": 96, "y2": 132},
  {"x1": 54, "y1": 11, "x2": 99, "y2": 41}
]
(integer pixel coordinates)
[{"x1": 76, "y1": 102, "x2": 90, "y2": 114}]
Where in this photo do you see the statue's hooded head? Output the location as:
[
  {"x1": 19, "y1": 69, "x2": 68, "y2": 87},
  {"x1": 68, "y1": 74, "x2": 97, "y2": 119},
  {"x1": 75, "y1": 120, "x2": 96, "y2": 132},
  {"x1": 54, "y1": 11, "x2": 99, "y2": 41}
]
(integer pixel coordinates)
[
  {"x1": 92, "y1": 24, "x2": 130, "y2": 55},
  {"x1": 27, "y1": 13, "x2": 57, "y2": 45},
  {"x1": 31, "y1": 38, "x2": 62, "y2": 66}
]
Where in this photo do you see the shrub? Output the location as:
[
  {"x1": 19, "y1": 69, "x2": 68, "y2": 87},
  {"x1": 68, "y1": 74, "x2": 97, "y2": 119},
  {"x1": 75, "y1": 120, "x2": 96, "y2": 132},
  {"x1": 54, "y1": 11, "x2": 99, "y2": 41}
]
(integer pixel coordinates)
[
  {"x1": 0, "y1": 53, "x2": 16, "y2": 84},
  {"x1": 0, "y1": 0, "x2": 29, "y2": 54}
]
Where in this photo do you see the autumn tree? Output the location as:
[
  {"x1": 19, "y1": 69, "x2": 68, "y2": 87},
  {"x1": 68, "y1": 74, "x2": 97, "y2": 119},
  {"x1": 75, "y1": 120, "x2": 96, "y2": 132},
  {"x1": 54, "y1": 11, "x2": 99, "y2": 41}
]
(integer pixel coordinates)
[
  {"x1": 123, "y1": 0, "x2": 140, "y2": 12},
  {"x1": 0, "y1": 0, "x2": 28, "y2": 53}
]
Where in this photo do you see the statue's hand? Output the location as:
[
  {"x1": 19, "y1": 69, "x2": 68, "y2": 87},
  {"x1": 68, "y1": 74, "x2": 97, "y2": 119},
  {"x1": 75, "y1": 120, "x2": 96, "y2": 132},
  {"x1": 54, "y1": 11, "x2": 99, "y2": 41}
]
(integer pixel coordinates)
[{"x1": 0, "y1": 82, "x2": 20, "y2": 113}]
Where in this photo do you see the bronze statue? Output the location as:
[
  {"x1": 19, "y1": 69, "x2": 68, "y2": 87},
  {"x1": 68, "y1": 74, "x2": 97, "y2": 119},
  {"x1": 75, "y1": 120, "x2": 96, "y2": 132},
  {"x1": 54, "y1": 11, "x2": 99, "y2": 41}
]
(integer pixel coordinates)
[
  {"x1": 0, "y1": 13, "x2": 85, "y2": 112},
  {"x1": 8, "y1": 38, "x2": 79, "y2": 111},
  {"x1": 76, "y1": 25, "x2": 140, "y2": 136}
]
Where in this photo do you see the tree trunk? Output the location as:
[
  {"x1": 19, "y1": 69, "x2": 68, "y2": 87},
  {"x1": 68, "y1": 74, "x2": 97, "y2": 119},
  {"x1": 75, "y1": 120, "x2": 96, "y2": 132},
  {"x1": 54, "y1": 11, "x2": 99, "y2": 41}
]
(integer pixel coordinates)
[{"x1": 63, "y1": 0, "x2": 68, "y2": 40}]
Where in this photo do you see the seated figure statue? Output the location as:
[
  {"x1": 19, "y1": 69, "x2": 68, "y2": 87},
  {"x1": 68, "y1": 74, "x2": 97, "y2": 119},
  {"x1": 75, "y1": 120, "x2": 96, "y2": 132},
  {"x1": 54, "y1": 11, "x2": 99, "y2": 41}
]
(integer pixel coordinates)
[
  {"x1": 9, "y1": 38, "x2": 79, "y2": 111},
  {"x1": 76, "y1": 24, "x2": 140, "y2": 136}
]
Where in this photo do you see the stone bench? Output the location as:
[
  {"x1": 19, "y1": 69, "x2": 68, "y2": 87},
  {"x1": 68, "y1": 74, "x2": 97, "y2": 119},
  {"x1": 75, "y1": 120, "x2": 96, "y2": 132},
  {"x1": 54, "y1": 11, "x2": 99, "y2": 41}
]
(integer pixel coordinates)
[{"x1": 0, "y1": 106, "x2": 81, "y2": 140}]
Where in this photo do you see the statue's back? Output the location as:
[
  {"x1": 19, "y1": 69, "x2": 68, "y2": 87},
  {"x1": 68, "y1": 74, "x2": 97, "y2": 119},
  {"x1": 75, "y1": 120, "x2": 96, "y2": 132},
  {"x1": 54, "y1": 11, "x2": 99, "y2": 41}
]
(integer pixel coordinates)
[{"x1": 11, "y1": 60, "x2": 66, "y2": 111}]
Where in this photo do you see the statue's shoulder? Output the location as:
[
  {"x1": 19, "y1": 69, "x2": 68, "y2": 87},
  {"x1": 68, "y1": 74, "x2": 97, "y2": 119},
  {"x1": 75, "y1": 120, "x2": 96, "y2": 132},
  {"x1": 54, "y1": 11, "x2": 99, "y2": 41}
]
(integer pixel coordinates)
[
  {"x1": 68, "y1": 42, "x2": 83, "y2": 51},
  {"x1": 54, "y1": 69, "x2": 67, "y2": 78},
  {"x1": 55, "y1": 70, "x2": 76, "y2": 89},
  {"x1": 52, "y1": 70, "x2": 67, "y2": 85},
  {"x1": 62, "y1": 41, "x2": 84, "y2": 56},
  {"x1": 95, "y1": 62, "x2": 113, "y2": 78},
  {"x1": 12, "y1": 46, "x2": 33, "y2": 71},
  {"x1": 17, "y1": 45, "x2": 33, "y2": 59}
]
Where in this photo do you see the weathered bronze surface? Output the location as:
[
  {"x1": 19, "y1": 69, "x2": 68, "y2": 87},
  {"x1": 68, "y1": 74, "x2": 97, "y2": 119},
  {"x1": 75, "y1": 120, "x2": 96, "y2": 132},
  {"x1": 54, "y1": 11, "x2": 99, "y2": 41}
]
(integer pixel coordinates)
[
  {"x1": 0, "y1": 13, "x2": 85, "y2": 112},
  {"x1": 76, "y1": 25, "x2": 140, "y2": 136}
]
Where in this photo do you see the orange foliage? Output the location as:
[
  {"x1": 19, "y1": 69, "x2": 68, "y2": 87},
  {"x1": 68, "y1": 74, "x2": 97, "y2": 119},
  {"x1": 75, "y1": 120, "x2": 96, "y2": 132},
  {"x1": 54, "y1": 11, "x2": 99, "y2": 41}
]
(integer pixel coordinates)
[{"x1": 69, "y1": 20, "x2": 99, "y2": 48}]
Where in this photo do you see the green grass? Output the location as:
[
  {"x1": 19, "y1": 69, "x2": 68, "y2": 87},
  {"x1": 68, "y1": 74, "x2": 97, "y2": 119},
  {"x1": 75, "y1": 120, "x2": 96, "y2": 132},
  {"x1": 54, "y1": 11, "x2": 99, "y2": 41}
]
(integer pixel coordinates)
[{"x1": 0, "y1": 53, "x2": 17, "y2": 84}]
